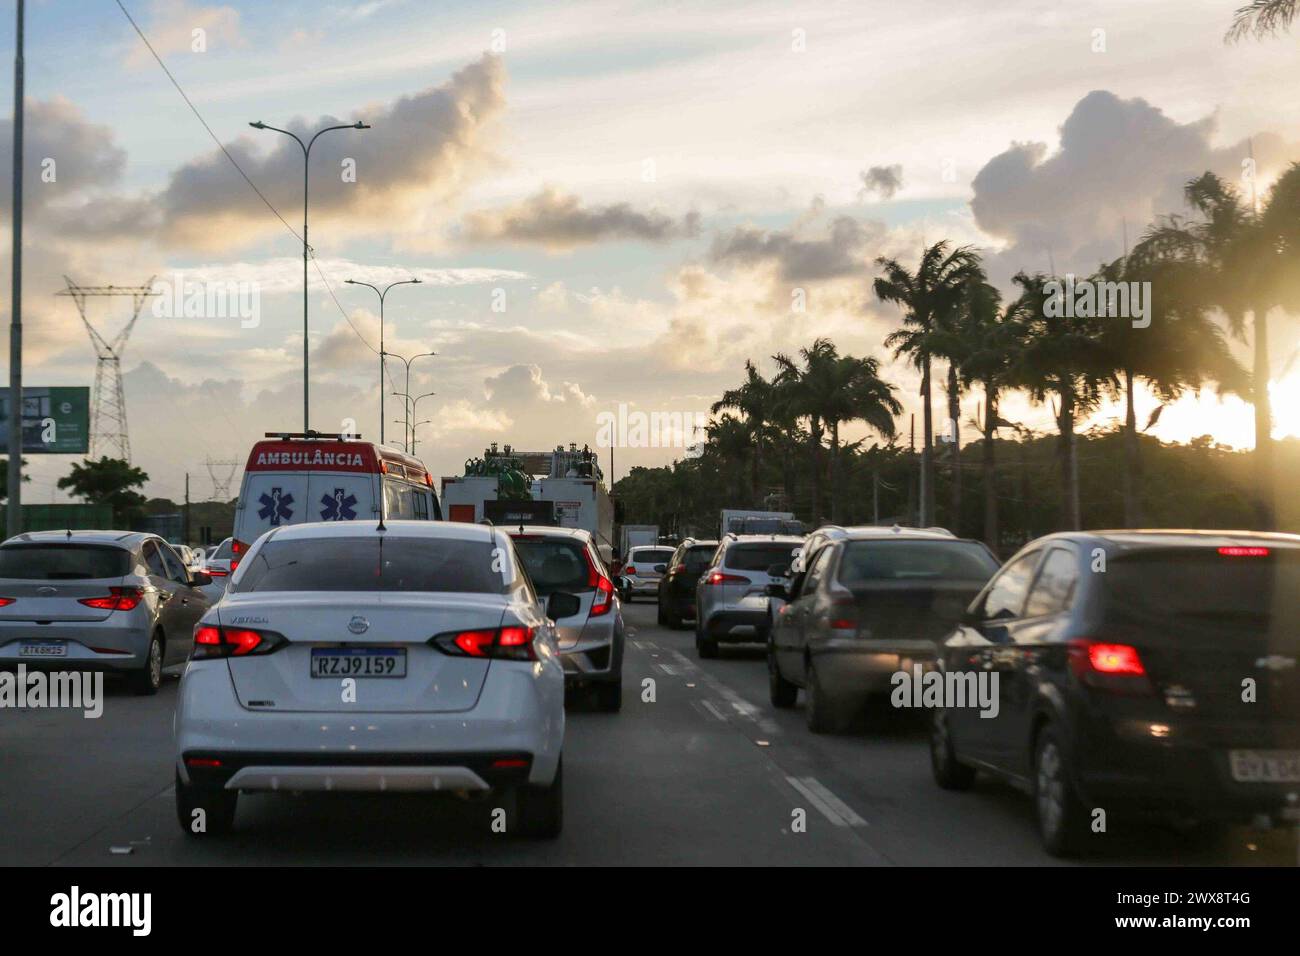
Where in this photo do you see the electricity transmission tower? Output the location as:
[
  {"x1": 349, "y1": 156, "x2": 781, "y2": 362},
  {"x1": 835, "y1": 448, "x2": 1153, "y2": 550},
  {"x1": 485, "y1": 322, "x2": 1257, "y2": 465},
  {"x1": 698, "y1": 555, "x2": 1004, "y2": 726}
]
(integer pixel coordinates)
[
  {"x1": 205, "y1": 457, "x2": 240, "y2": 501},
  {"x1": 57, "y1": 277, "x2": 157, "y2": 462}
]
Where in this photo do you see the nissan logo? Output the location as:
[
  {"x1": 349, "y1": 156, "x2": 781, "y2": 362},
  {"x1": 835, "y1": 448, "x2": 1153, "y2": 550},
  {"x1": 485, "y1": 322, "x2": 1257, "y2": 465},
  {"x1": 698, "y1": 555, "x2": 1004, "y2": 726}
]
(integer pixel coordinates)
[{"x1": 347, "y1": 616, "x2": 369, "y2": 635}]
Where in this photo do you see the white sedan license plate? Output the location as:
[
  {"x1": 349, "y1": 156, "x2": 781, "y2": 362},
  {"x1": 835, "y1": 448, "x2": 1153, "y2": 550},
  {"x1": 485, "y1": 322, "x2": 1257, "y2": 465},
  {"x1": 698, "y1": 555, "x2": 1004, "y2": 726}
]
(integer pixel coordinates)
[
  {"x1": 19, "y1": 640, "x2": 67, "y2": 658},
  {"x1": 1229, "y1": 749, "x2": 1300, "y2": 783},
  {"x1": 310, "y1": 647, "x2": 406, "y2": 678}
]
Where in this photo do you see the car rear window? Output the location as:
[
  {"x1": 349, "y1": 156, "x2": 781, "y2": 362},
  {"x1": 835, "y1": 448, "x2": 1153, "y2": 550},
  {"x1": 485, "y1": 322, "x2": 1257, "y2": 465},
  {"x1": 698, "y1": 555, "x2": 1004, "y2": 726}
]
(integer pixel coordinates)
[
  {"x1": 0, "y1": 545, "x2": 130, "y2": 580},
  {"x1": 685, "y1": 545, "x2": 717, "y2": 571},
  {"x1": 725, "y1": 543, "x2": 800, "y2": 572},
  {"x1": 232, "y1": 537, "x2": 508, "y2": 594},
  {"x1": 512, "y1": 537, "x2": 591, "y2": 594},
  {"x1": 212, "y1": 539, "x2": 233, "y2": 560},
  {"x1": 1106, "y1": 548, "x2": 1300, "y2": 623},
  {"x1": 837, "y1": 540, "x2": 999, "y2": 584},
  {"x1": 630, "y1": 549, "x2": 674, "y2": 566}
]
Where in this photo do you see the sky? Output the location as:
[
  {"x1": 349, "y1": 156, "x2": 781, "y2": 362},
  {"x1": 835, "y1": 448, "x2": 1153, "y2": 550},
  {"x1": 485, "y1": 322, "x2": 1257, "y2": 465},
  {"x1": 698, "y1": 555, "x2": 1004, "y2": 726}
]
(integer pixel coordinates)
[{"x1": 1, "y1": 0, "x2": 1298, "y2": 505}]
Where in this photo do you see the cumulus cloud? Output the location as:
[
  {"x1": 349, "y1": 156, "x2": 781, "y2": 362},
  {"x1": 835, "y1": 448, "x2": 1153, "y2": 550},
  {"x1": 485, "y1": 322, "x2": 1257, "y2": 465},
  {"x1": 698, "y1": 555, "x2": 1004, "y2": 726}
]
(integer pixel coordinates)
[
  {"x1": 970, "y1": 90, "x2": 1300, "y2": 280},
  {"x1": 483, "y1": 363, "x2": 594, "y2": 408},
  {"x1": 155, "y1": 54, "x2": 507, "y2": 249},
  {"x1": 709, "y1": 214, "x2": 887, "y2": 282},
  {"x1": 858, "y1": 164, "x2": 904, "y2": 200},
  {"x1": 461, "y1": 186, "x2": 701, "y2": 250}
]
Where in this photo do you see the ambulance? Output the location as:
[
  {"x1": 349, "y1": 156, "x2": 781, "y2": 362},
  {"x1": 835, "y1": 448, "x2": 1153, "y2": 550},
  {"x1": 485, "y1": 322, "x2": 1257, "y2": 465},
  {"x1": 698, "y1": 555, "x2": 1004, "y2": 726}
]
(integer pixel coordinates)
[{"x1": 231, "y1": 433, "x2": 442, "y2": 573}]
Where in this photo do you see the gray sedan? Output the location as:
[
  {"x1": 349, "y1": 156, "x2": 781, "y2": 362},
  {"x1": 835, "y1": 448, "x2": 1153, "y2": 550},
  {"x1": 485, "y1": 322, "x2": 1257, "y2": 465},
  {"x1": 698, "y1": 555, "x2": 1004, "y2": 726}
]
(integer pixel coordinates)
[{"x1": 0, "y1": 531, "x2": 214, "y2": 694}]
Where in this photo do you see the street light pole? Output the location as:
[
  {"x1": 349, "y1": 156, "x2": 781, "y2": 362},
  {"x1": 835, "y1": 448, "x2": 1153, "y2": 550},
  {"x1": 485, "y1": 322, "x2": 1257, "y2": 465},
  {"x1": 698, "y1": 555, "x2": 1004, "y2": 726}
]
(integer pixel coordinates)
[
  {"x1": 7, "y1": 0, "x2": 23, "y2": 537},
  {"x1": 392, "y1": 390, "x2": 435, "y2": 454},
  {"x1": 386, "y1": 351, "x2": 436, "y2": 449},
  {"x1": 344, "y1": 278, "x2": 420, "y2": 446},
  {"x1": 249, "y1": 119, "x2": 369, "y2": 432}
]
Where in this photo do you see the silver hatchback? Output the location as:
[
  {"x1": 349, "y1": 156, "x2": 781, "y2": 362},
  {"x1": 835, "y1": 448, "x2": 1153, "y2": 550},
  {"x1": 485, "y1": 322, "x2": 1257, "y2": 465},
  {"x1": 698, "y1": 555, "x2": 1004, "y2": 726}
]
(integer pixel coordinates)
[
  {"x1": 695, "y1": 534, "x2": 803, "y2": 658},
  {"x1": 0, "y1": 531, "x2": 214, "y2": 694},
  {"x1": 509, "y1": 526, "x2": 625, "y2": 711}
]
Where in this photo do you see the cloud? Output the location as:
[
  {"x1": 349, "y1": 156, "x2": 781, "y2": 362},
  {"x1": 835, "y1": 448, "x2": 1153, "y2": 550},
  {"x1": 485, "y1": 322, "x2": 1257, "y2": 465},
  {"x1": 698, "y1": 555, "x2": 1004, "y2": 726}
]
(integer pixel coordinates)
[
  {"x1": 461, "y1": 186, "x2": 701, "y2": 250},
  {"x1": 708, "y1": 214, "x2": 887, "y2": 282},
  {"x1": 859, "y1": 164, "x2": 904, "y2": 200},
  {"x1": 970, "y1": 90, "x2": 1300, "y2": 280},
  {"x1": 483, "y1": 364, "x2": 594, "y2": 408},
  {"x1": 155, "y1": 54, "x2": 507, "y2": 250},
  {"x1": 124, "y1": 1, "x2": 244, "y2": 69}
]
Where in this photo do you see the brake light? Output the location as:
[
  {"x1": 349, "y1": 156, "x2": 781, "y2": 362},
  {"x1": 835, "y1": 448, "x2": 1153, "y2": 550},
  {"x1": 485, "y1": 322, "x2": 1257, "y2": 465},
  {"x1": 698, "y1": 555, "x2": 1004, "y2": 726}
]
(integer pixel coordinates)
[
  {"x1": 205, "y1": 566, "x2": 229, "y2": 577},
  {"x1": 78, "y1": 586, "x2": 145, "y2": 611},
  {"x1": 192, "y1": 624, "x2": 283, "y2": 659},
  {"x1": 671, "y1": 564, "x2": 686, "y2": 574},
  {"x1": 230, "y1": 539, "x2": 248, "y2": 573},
  {"x1": 0, "y1": 597, "x2": 14, "y2": 606},
  {"x1": 705, "y1": 571, "x2": 748, "y2": 586},
  {"x1": 491, "y1": 757, "x2": 529, "y2": 769},
  {"x1": 1068, "y1": 640, "x2": 1150, "y2": 691},
  {"x1": 185, "y1": 757, "x2": 223, "y2": 769},
  {"x1": 1218, "y1": 546, "x2": 1269, "y2": 557},
  {"x1": 433, "y1": 625, "x2": 538, "y2": 661},
  {"x1": 625, "y1": 565, "x2": 637, "y2": 575},
  {"x1": 584, "y1": 547, "x2": 615, "y2": 617}
]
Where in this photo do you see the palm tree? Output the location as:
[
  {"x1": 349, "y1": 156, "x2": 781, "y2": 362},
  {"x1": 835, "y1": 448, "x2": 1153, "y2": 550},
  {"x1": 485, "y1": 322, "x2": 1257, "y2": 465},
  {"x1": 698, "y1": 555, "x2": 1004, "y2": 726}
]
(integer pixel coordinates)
[
  {"x1": 875, "y1": 242, "x2": 984, "y2": 526},
  {"x1": 1008, "y1": 272, "x2": 1115, "y2": 531},
  {"x1": 712, "y1": 360, "x2": 777, "y2": 508},
  {"x1": 820, "y1": 354, "x2": 902, "y2": 522},
  {"x1": 956, "y1": 281, "x2": 1028, "y2": 551},
  {"x1": 1138, "y1": 169, "x2": 1300, "y2": 527},
  {"x1": 772, "y1": 339, "x2": 838, "y2": 524},
  {"x1": 1094, "y1": 250, "x2": 1248, "y2": 526},
  {"x1": 1227, "y1": 1, "x2": 1297, "y2": 40}
]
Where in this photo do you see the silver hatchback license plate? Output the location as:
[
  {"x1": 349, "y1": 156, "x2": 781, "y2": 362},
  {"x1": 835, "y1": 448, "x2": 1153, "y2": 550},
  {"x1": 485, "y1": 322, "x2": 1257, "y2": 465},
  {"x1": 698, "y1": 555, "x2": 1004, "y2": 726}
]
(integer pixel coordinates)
[
  {"x1": 1229, "y1": 749, "x2": 1300, "y2": 783},
  {"x1": 19, "y1": 641, "x2": 67, "y2": 658},
  {"x1": 310, "y1": 647, "x2": 406, "y2": 678}
]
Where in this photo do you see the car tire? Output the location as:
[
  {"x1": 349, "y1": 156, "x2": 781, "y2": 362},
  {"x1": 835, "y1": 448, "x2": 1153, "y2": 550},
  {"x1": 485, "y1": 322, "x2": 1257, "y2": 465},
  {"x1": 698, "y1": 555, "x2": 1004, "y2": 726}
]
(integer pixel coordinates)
[
  {"x1": 594, "y1": 679, "x2": 622, "y2": 713},
  {"x1": 657, "y1": 601, "x2": 666, "y2": 625},
  {"x1": 1033, "y1": 725, "x2": 1087, "y2": 857},
  {"x1": 175, "y1": 770, "x2": 237, "y2": 837},
  {"x1": 130, "y1": 632, "x2": 164, "y2": 696},
  {"x1": 805, "y1": 660, "x2": 847, "y2": 733},
  {"x1": 695, "y1": 618, "x2": 718, "y2": 658},
  {"x1": 768, "y1": 642, "x2": 797, "y2": 708},
  {"x1": 515, "y1": 758, "x2": 563, "y2": 838},
  {"x1": 930, "y1": 709, "x2": 976, "y2": 790}
]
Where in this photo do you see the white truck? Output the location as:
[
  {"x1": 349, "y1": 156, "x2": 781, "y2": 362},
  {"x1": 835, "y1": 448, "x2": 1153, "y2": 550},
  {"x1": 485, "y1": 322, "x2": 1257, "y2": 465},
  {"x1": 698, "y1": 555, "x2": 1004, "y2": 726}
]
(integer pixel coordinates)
[
  {"x1": 719, "y1": 509, "x2": 802, "y2": 537},
  {"x1": 618, "y1": 524, "x2": 659, "y2": 559}
]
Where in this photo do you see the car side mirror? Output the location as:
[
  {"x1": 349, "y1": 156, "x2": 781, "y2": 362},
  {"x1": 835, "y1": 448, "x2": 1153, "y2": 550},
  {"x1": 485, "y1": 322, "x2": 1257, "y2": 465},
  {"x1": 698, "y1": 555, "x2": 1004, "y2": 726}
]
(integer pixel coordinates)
[
  {"x1": 654, "y1": 564, "x2": 667, "y2": 573},
  {"x1": 547, "y1": 591, "x2": 581, "y2": 620},
  {"x1": 190, "y1": 571, "x2": 213, "y2": 586}
]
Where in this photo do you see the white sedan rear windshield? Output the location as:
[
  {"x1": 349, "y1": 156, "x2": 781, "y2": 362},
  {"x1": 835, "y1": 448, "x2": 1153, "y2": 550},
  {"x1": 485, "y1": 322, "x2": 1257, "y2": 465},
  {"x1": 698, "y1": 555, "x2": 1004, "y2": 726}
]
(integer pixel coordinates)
[{"x1": 233, "y1": 537, "x2": 508, "y2": 593}]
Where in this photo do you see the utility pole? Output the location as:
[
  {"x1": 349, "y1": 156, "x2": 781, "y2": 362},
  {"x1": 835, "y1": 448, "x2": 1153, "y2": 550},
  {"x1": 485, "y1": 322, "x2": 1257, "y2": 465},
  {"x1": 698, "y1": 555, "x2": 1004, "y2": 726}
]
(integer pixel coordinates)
[
  {"x1": 7, "y1": 0, "x2": 24, "y2": 537},
  {"x1": 183, "y1": 472, "x2": 191, "y2": 544}
]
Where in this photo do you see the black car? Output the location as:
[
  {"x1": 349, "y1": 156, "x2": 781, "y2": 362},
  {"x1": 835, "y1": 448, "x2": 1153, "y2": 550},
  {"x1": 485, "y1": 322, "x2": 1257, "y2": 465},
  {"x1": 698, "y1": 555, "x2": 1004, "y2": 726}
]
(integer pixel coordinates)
[
  {"x1": 656, "y1": 538, "x2": 718, "y2": 629},
  {"x1": 930, "y1": 530, "x2": 1300, "y2": 856}
]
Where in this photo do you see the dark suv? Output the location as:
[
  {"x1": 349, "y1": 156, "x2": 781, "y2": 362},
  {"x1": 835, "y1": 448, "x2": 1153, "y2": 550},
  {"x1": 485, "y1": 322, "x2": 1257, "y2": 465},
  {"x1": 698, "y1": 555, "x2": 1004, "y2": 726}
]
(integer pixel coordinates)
[
  {"x1": 656, "y1": 538, "x2": 718, "y2": 629},
  {"x1": 930, "y1": 530, "x2": 1300, "y2": 856}
]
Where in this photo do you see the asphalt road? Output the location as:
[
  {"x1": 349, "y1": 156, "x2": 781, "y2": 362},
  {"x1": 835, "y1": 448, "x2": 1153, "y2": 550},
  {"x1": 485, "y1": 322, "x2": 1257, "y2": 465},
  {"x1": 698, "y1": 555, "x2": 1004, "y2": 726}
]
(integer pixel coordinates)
[{"x1": 2, "y1": 601, "x2": 1295, "y2": 866}]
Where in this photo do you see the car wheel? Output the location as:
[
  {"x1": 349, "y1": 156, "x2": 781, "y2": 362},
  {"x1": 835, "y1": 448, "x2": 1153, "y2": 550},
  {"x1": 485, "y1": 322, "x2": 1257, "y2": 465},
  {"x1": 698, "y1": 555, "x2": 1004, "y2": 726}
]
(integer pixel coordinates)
[
  {"x1": 175, "y1": 770, "x2": 237, "y2": 837},
  {"x1": 695, "y1": 618, "x2": 718, "y2": 658},
  {"x1": 657, "y1": 601, "x2": 666, "y2": 625},
  {"x1": 594, "y1": 679, "x2": 622, "y2": 713},
  {"x1": 768, "y1": 641, "x2": 797, "y2": 708},
  {"x1": 930, "y1": 709, "x2": 976, "y2": 790},
  {"x1": 130, "y1": 632, "x2": 164, "y2": 696},
  {"x1": 1034, "y1": 725, "x2": 1087, "y2": 857},
  {"x1": 805, "y1": 660, "x2": 847, "y2": 733},
  {"x1": 515, "y1": 757, "x2": 563, "y2": 838}
]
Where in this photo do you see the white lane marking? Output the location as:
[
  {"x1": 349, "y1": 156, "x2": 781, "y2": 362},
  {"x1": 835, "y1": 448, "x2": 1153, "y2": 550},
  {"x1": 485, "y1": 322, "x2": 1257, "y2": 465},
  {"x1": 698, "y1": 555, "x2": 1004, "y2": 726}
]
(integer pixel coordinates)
[
  {"x1": 786, "y1": 776, "x2": 867, "y2": 827},
  {"x1": 700, "y1": 700, "x2": 729, "y2": 722},
  {"x1": 655, "y1": 663, "x2": 681, "y2": 676}
]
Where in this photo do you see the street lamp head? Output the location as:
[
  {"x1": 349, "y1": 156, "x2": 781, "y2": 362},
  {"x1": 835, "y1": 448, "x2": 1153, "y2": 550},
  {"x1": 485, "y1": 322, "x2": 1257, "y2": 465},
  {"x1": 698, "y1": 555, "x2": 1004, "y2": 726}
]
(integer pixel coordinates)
[
  {"x1": 344, "y1": 279, "x2": 356, "y2": 285},
  {"x1": 249, "y1": 121, "x2": 266, "y2": 129},
  {"x1": 354, "y1": 122, "x2": 371, "y2": 129},
  {"x1": 410, "y1": 278, "x2": 422, "y2": 284}
]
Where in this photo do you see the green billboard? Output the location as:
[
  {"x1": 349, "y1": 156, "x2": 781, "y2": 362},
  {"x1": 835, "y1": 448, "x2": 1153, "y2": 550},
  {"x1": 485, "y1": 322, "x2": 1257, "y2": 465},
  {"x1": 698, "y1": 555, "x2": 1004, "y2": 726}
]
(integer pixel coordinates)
[{"x1": 0, "y1": 386, "x2": 91, "y2": 454}]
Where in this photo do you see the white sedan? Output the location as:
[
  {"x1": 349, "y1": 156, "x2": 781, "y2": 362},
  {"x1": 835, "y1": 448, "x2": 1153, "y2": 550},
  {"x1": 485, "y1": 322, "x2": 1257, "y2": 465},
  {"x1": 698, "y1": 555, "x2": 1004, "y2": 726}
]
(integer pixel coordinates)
[{"x1": 173, "y1": 520, "x2": 568, "y2": 838}]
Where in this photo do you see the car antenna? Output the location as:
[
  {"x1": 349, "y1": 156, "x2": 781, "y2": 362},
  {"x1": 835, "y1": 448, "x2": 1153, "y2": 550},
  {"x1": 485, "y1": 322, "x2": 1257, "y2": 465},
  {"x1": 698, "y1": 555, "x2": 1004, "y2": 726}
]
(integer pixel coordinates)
[
  {"x1": 377, "y1": 514, "x2": 387, "y2": 533},
  {"x1": 67, "y1": 529, "x2": 72, "y2": 538}
]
